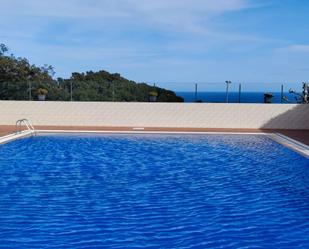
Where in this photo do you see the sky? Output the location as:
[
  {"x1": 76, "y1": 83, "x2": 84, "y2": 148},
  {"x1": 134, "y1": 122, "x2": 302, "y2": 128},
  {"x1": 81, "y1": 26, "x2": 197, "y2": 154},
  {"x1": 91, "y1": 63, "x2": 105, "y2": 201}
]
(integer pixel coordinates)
[{"x1": 0, "y1": 0, "x2": 308, "y2": 91}]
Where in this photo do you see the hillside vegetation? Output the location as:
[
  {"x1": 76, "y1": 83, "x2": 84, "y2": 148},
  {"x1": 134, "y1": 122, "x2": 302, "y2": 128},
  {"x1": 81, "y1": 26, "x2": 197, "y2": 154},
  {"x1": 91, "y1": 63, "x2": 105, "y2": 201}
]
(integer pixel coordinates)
[{"x1": 0, "y1": 44, "x2": 183, "y2": 102}]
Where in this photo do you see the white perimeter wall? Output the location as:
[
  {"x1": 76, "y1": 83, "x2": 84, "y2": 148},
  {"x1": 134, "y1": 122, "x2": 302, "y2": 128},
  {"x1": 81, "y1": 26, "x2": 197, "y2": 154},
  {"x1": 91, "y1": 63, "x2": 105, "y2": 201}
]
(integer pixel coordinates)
[{"x1": 0, "y1": 101, "x2": 308, "y2": 129}]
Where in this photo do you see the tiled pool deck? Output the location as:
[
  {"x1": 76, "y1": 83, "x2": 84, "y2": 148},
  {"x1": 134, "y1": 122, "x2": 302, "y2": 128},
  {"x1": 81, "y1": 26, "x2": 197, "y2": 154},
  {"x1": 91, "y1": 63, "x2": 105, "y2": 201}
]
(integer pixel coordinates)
[{"x1": 1, "y1": 125, "x2": 308, "y2": 146}]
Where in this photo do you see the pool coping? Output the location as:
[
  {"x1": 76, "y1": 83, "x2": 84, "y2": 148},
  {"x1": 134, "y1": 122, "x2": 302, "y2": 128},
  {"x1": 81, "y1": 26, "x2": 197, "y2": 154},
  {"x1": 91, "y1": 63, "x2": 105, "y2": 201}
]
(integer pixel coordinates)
[
  {"x1": 0, "y1": 130, "x2": 34, "y2": 145},
  {"x1": 268, "y1": 133, "x2": 309, "y2": 159},
  {"x1": 1, "y1": 129, "x2": 308, "y2": 159}
]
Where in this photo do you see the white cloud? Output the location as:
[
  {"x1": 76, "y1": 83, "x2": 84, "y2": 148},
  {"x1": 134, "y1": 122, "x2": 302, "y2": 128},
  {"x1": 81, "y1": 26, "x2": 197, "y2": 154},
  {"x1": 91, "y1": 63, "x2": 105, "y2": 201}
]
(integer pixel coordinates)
[
  {"x1": 4, "y1": 0, "x2": 300, "y2": 83},
  {"x1": 282, "y1": 44, "x2": 309, "y2": 53},
  {"x1": 1, "y1": 0, "x2": 250, "y2": 34}
]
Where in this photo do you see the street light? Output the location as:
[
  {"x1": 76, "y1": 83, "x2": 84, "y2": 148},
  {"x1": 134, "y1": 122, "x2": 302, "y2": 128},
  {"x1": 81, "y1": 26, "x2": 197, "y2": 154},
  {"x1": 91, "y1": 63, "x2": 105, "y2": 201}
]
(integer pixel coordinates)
[{"x1": 225, "y1": 81, "x2": 232, "y2": 103}]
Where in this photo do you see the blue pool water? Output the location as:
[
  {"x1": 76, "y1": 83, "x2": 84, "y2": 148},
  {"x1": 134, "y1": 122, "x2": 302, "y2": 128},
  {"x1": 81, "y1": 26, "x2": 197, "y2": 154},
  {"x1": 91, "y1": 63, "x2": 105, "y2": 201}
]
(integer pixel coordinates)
[{"x1": 0, "y1": 134, "x2": 308, "y2": 248}]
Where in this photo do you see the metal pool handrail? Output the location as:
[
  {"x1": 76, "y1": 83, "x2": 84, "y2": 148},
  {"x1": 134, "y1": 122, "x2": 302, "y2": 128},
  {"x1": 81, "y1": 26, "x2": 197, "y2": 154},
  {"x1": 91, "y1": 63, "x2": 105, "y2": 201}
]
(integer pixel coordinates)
[{"x1": 15, "y1": 119, "x2": 36, "y2": 136}]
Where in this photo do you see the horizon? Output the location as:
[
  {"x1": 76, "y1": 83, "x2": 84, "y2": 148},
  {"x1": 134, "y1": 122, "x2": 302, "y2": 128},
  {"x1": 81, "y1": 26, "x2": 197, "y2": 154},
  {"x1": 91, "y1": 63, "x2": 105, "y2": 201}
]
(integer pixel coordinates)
[{"x1": 1, "y1": 0, "x2": 308, "y2": 92}]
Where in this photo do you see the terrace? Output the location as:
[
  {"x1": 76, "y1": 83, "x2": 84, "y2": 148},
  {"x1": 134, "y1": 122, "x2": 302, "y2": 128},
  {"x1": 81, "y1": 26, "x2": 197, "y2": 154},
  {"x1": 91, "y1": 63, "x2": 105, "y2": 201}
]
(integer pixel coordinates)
[{"x1": 0, "y1": 101, "x2": 308, "y2": 148}]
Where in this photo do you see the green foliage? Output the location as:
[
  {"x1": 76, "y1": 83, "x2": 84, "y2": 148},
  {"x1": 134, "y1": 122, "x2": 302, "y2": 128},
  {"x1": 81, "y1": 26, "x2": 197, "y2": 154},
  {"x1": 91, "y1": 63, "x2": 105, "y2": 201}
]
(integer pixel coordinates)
[
  {"x1": 0, "y1": 44, "x2": 183, "y2": 102},
  {"x1": 0, "y1": 44, "x2": 8, "y2": 56}
]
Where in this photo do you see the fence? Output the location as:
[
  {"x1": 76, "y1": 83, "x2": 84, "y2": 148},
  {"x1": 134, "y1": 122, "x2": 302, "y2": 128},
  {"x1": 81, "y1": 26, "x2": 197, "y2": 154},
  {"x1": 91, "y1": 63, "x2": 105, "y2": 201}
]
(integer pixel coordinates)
[
  {"x1": 154, "y1": 81, "x2": 305, "y2": 104},
  {"x1": 0, "y1": 81, "x2": 306, "y2": 103}
]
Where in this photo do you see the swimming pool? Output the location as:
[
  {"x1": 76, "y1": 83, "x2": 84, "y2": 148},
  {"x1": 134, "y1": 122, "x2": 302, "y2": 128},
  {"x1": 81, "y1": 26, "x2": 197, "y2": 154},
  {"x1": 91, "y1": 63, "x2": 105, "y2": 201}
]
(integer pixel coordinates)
[{"x1": 0, "y1": 134, "x2": 308, "y2": 248}]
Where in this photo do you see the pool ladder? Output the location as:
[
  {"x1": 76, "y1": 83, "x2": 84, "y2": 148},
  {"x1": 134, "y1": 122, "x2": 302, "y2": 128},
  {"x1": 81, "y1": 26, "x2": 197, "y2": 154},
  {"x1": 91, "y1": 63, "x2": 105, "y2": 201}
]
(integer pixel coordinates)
[{"x1": 15, "y1": 119, "x2": 36, "y2": 136}]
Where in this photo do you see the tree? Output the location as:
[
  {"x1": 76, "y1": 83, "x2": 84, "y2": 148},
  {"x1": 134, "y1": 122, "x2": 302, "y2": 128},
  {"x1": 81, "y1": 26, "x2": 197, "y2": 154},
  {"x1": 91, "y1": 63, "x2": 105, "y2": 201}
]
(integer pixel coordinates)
[
  {"x1": 0, "y1": 44, "x2": 184, "y2": 102},
  {"x1": 0, "y1": 44, "x2": 8, "y2": 56}
]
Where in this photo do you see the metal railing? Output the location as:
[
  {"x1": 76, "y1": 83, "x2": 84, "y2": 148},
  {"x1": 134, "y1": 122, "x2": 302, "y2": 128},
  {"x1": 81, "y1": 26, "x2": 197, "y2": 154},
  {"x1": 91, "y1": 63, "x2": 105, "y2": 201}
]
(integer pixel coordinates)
[
  {"x1": 15, "y1": 119, "x2": 36, "y2": 136},
  {"x1": 0, "y1": 81, "x2": 307, "y2": 103}
]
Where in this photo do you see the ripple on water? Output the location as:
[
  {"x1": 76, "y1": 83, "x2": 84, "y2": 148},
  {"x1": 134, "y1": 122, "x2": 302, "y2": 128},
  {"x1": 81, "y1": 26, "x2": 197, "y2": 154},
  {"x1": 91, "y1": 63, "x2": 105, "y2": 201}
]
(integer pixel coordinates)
[{"x1": 0, "y1": 134, "x2": 308, "y2": 248}]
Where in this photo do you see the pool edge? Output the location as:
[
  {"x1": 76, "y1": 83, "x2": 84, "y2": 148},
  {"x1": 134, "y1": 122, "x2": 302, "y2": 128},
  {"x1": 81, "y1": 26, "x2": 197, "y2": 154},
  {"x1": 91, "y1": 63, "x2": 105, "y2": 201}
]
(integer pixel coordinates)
[
  {"x1": 0, "y1": 130, "x2": 34, "y2": 145},
  {"x1": 268, "y1": 133, "x2": 309, "y2": 159},
  {"x1": 1, "y1": 130, "x2": 308, "y2": 159}
]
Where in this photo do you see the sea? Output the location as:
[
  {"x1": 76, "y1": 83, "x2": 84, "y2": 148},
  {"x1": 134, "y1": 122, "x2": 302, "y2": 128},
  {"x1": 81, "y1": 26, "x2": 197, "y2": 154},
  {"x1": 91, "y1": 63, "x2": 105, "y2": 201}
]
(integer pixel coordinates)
[{"x1": 177, "y1": 92, "x2": 299, "y2": 104}]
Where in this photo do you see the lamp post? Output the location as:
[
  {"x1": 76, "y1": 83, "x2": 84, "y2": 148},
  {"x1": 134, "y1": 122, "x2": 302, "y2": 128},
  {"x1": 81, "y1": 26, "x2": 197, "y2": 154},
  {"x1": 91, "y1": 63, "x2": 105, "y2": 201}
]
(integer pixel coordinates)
[{"x1": 225, "y1": 81, "x2": 232, "y2": 103}]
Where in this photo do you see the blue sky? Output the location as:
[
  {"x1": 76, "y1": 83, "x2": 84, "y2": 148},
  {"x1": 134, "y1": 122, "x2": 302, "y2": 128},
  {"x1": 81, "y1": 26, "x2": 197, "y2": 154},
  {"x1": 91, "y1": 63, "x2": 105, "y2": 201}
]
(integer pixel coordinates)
[{"x1": 0, "y1": 0, "x2": 308, "y2": 91}]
